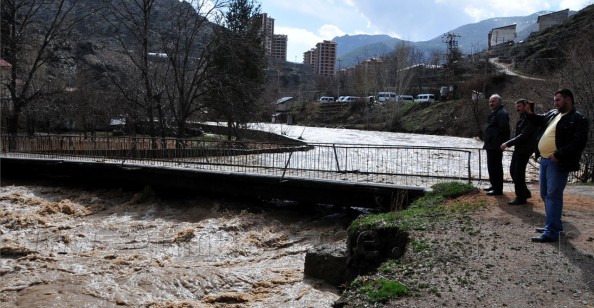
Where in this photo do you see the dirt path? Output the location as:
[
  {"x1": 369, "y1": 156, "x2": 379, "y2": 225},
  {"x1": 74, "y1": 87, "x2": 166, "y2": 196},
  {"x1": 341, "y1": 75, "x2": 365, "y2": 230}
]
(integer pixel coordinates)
[
  {"x1": 389, "y1": 183, "x2": 594, "y2": 307},
  {"x1": 489, "y1": 57, "x2": 546, "y2": 81}
]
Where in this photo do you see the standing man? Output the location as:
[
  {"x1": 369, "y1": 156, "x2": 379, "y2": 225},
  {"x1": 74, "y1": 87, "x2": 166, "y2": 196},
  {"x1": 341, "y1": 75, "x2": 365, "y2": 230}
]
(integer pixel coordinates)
[
  {"x1": 501, "y1": 99, "x2": 539, "y2": 205},
  {"x1": 483, "y1": 94, "x2": 510, "y2": 196},
  {"x1": 527, "y1": 89, "x2": 589, "y2": 243}
]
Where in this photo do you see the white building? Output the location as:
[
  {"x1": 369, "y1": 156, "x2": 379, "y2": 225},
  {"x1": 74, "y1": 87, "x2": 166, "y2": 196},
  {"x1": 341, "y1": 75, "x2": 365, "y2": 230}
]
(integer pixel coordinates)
[
  {"x1": 537, "y1": 9, "x2": 569, "y2": 32},
  {"x1": 488, "y1": 24, "x2": 516, "y2": 48}
]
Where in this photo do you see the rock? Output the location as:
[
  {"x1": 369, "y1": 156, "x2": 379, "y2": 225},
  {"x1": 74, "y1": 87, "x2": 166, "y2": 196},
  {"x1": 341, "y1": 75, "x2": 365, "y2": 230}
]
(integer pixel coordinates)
[
  {"x1": 304, "y1": 244, "x2": 347, "y2": 286},
  {"x1": 345, "y1": 226, "x2": 409, "y2": 280},
  {"x1": 304, "y1": 226, "x2": 409, "y2": 286}
]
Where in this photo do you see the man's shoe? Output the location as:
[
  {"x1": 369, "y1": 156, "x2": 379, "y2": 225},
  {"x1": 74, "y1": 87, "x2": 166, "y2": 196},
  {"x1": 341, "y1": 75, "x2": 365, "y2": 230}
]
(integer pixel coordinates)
[
  {"x1": 535, "y1": 227, "x2": 545, "y2": 233},
  {"x1": 486, "y1": 190, "x2": 503, "y2": 196},
  {"x1": 483, "y1": 186, "x2": 493, "y2": 191},
  {"x1": 508, "y1": 199, "x2": 527, "y2": 205},
  {"x1": 531, "y1": 234, "x2": 556, "y2": 243}
]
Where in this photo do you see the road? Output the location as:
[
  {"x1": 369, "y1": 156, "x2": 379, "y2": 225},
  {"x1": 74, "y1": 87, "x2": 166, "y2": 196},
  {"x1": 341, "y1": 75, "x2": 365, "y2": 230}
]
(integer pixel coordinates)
[{"x1": 489, "y1": 57, "x2": 546, "y2": 81}]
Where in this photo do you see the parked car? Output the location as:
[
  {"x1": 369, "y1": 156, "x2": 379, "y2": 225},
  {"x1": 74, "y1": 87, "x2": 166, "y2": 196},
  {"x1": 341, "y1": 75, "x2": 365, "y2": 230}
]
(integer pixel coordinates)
[
  {"x1": 342, "y1": 96, "x2": 362, "y2": 103},
  {"x1": 337, "y1": 96, "x2": 346, "y2": 102},
  {"x1": 319, "y1": 96, "x2": 335, "y2": 103},
  {"x1": 415, "y1": 94, "x2": 435, "y2": 103},
  {"x1": 377, "y1": 92, "x2": 397, "y2": 102},
  {"x1": 396, "y1": 95, "x2": 414, "y2": 102}
]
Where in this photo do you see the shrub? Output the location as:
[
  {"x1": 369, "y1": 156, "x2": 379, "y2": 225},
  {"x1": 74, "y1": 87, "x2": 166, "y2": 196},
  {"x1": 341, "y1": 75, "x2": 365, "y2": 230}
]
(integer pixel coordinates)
[
  {"x1": 429, "y1": 181, "x2": 476, "y2": 199},
  {"x1": 357, "y1": 277, "x2": 409, "y2": 303}
]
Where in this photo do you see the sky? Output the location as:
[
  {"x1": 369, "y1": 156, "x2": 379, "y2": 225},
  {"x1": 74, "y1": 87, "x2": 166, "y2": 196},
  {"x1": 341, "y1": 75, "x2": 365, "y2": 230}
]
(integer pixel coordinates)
[{"x1": 259, "y1": 0, "x2": 592, "y2": 63}]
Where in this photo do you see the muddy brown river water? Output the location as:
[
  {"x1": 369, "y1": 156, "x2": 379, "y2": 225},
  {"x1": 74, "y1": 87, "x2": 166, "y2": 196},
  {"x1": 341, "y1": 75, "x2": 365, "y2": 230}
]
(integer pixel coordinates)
[{"x1": 0, "y1": 180, "x2": 350, "y2": 307}]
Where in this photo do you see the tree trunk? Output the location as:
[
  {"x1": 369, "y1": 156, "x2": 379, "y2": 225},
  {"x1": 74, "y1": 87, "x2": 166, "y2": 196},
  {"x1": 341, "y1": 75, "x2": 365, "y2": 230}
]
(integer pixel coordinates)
[{"x1": 6, "y1": 113, "x2": 19, "y2": 136}]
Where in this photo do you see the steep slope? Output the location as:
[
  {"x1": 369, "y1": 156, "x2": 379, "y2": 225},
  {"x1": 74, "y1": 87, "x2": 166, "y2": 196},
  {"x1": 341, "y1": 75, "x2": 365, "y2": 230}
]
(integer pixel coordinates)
[{"x1": 509, "y1": 4, "x2": 594, "y2": 74}]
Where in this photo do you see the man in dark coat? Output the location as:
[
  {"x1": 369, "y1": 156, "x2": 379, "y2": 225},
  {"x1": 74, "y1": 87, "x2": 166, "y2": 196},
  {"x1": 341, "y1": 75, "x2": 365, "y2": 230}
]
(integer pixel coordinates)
[
  {"x1": 483, "y1": 94, "x2": 510, "y2": 195},
  {"x1": 526, "y1": 89, "x2": 589, "y2": 242},
  {"x1": 501, "y1": 99, "x2": 539, "y2": 205}
]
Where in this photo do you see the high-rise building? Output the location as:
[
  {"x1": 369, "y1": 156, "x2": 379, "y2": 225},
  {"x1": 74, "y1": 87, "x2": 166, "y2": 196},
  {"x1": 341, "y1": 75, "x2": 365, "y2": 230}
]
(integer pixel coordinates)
[
  {"x1": 303, "y1": 40, "x2": 336, "y2": 76},
  {"x1": 257, "y1": 13, "x2": 288, "y2": 62},
  {"x1": 259, "y1": 13, "x2": 275, "y2": 56},
  {"x1": 272, "y1": 34, "x2": 287, "y2": 61}
]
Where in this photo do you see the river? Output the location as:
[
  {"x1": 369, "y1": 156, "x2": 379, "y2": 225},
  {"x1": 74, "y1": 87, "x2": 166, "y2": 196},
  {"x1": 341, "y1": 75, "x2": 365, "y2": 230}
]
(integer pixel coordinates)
[{"x1": 0, "y1": 126, "x2": 484, "y2": 307}]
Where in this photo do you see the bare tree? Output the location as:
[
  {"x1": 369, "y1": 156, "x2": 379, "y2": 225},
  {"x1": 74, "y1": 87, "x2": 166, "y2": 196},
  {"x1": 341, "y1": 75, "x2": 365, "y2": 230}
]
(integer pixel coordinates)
[
  {"x1": 561, "y1": 33, "x2": 594, "y2": 135},
  {"x1": 103, "y1": 0, "x2": 168, "y2": 139},
  {"x1": 561, "y1": 30, "x2": 594, "y2": 182},
  {"x1": 0, "y1": 0, "x2": 96, "y2": 138},
  {"x1": 350, "y1": 43, "x2": 420, "y2": 97},
  {"x1": 383, "y1": 42, "x2": 421, "y2": 95},
  {"x1": 160, "y1": 0, "x2": 225, "y2": 141}
]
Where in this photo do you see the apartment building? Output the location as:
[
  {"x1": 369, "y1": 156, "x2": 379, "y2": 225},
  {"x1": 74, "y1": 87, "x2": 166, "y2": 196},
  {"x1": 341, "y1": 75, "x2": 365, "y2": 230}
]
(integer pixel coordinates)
[
  {"x1": 258, "y1": 13, "x2": 288, "y2": 62},
  {"x1": 272, "y1": 34, "x2": 287, "y2": 61},
  {"x1": 259, "y1": 13, "x2": 274, "y2": 56},
  {"x1": 303, "y1": 40, "x2": 337, "y2": 77}
]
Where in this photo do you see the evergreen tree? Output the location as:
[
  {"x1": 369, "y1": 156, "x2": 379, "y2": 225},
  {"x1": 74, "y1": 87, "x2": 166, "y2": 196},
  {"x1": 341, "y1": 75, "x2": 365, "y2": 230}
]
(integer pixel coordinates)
[{"x1": 209, "y1": 0, "x2": 266, "y2": 140}]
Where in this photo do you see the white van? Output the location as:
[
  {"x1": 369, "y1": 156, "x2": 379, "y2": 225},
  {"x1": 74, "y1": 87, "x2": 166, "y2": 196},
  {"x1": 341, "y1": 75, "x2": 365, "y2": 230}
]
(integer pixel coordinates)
[
  {"x1": 396, "y1": 95, "x2": 414, "y2": 102},
  {"x1": 377, "y1": 92, "x2": 397, "y2": 102},
  {"x1": 319, "y1": 96, "x2": 334, "y2": 103},
  {"x1": 415, "y1": 94, "x2": 435, "y2": 103},
  {"x1": 342, "y1": 96, "x2": 361, "y2": 103}
]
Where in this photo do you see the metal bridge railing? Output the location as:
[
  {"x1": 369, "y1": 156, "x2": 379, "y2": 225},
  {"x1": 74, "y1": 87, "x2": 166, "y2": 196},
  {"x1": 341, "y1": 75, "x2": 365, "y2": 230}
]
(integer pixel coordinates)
[
  {"x1": 1, "y1": 135, "x2": 479, "y2": 187},
  {"x1": 4, "y1": 134, "x2": 589, "y2": 187}
]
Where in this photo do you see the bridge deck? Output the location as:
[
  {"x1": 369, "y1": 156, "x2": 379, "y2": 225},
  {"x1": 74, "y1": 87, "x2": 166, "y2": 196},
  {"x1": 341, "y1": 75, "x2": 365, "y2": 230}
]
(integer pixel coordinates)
[{"x1": 1, "y1": 156, "x2": 427, "y2": 209}]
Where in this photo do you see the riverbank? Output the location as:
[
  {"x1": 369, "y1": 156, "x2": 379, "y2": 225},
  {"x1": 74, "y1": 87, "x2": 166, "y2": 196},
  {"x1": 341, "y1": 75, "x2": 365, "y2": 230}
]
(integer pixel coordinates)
[{"x1": 338, "y1": 183, "x2": 594, "y2": 307}]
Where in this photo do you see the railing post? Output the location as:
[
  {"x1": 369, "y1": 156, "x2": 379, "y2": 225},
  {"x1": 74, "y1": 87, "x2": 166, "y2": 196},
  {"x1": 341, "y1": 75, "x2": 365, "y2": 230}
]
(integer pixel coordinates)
[
  {"x1": 332, "y1": 144, "x2": 341, "y2": 172},
  {"x1": 478, "y1": 149, "x2": 482, "y2": 182},
  {"x1": 467, "y1": 151, "x2": 472, "y2": 184},
  {"x1": 280, "y1": 150, "x2": 294, "y2": 182}
]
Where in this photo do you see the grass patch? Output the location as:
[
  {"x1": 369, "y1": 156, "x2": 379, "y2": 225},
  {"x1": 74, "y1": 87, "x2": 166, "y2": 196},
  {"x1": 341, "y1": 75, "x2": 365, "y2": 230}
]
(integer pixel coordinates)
[
  {"x1": 411, "y1": 239, "x2": 430, "y2": 252},
  {"x1": 378, "y1": 259, "x2": 408, "y2": 273},
  {"x1": 429, "y1": 182, "x2": 476, "y2": 198},
  {"x1": 352, "y1": 277, "x2": 409, "y2": 303},
  {"x1": 349, "y1": 182, "x2": 478, "y2": 233},
  {"x1": 446, "y1": 199, "x2": 486, "y2": 215}
]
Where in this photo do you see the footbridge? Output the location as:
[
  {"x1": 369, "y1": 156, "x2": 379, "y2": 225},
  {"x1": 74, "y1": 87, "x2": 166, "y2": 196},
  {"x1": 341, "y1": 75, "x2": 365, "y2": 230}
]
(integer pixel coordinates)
[{"x1": 1, "y1": 134, "x2": 491, "y2": 209}]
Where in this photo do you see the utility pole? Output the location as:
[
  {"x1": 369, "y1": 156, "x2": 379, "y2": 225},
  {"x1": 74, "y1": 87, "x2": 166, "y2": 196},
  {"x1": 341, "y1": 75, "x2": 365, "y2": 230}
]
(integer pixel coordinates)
[
  {"x1": 442, "y1": 32, "x2": 461, "y2": 97},
  {"x1": 336, "y1": 58, "x2": 342, "y2": 98}
]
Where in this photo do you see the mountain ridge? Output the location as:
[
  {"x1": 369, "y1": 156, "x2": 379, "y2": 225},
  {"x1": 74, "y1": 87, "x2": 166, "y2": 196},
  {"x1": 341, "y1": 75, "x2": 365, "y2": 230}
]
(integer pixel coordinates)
[{"x1": 332, "y1": 10, "x2": 574, "y2": 67}]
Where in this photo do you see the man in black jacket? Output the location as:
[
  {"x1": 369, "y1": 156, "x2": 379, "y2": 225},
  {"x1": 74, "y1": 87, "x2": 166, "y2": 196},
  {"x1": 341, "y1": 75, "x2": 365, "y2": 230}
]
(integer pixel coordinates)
[
  {"x1": 501, "y1": 99, "x2": 539, "y2": 205},
  {"x1": 526, "y1": 89, "x2": 589, "y2": 242},
  {"x1": 483, "y1": 94, "x2": 510, "y2": 195}
]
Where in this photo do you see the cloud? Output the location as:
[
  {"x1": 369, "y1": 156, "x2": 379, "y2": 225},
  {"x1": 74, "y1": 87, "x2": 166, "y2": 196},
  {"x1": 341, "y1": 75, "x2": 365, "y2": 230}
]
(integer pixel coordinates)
[
  {"x1": 318, "y1": 24, "x2": 346, "y2": 39},
  {"x1": 463, "y1": 7, "x2": 492, "y2": 22},
  {"x1": 560, "y1": 0, "x2": 594, "y2": 9},
  {"x1": 432, "y1": 0, "x2": 550, "y2": 23},
  {"x1": 275, "y1": 23, "x2": 348, "y2": 62},
  {"x1": 275, "y1": 26, "x2": 323, "y2": 62},
  {"x1": 459, "y1": 0, "x2": 591, "y2": 22},
  {"x1": 266, "y1": 0, "x2": 593, "y2": 62}
]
